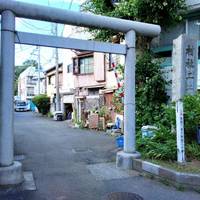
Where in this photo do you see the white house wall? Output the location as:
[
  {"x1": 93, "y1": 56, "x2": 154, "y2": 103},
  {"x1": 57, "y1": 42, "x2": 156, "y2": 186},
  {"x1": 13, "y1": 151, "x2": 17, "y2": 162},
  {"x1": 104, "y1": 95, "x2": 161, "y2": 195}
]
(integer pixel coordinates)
[
  {"x1": 18, "y1": 66, "x2": 37, "y2": 101},
  {"x1": 59, "y1": 25, "x2": 90, "y2": 93},
  {"x1": 94, "y1": 52, "x2": 105, "y2": 82}
]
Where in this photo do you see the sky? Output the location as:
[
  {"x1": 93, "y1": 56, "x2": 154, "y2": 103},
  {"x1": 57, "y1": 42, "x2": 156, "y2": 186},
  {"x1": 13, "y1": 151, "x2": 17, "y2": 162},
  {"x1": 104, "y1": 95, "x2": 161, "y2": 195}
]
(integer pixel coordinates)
[{"x1": 15, "y1": 0, "x2": 84, "y2": 69}]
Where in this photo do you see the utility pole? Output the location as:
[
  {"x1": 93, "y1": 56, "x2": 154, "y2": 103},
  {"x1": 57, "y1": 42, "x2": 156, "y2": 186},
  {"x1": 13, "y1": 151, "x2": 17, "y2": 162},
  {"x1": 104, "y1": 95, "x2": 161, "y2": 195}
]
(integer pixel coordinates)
[
  {"x1": 48, "y1": 0, "x2": 60, "y2": 111},
  {"x1": 51, "y1": 24, "x2": 60, "y2": 111},
  {"x1": 55, "y1": 24, "x2": 60, "y2": 111},
  {"x1": 37, "y1": 46, "x2": 41, "y2": 95}
]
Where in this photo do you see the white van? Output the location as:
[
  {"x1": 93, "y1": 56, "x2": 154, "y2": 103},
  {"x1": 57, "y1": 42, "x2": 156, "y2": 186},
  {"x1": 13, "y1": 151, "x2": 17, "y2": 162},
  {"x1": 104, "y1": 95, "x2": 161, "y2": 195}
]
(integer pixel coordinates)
[{"x1": 14, "y1": 101, "x2": 28, "y2": 112}]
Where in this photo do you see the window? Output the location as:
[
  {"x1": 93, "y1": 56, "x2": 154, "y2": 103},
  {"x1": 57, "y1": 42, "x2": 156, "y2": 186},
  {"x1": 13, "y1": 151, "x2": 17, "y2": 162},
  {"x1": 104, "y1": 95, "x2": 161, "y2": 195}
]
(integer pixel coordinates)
[
  {"x1": 80, "y1": 57, "x2": 94, "y2": 74},
  {"x1": 67, "y1": 64, "x2": 73, "y2": 73},
  {"x1": 48, "y1": 76, "x2": 51, "y2": 85},
  {"x1": 27, "y1": 76, "x2": 36, "y2": 85},
  {"x1": 73, "y1": 58, "x2": 79, "y2": 74},
  {"x1": 16, "y1": 101, "x2": 26, "y2": 106},
  {"x1": 27, "y1": 87, "x2": 34, "y2": 96},
  {"x1": 73, "y1": 56, "x2": 94, "y2": 75}
]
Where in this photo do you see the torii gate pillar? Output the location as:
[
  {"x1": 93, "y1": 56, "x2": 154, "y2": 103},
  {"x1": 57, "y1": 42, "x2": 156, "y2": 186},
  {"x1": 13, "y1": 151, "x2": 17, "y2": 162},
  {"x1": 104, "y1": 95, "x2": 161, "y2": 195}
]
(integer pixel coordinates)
[
  {"x1": 0, "y1": 10, "x2": 23, "y2": 185},
  {"x1": 116, "y1": 30, "x2": 141, "y2": 169}
]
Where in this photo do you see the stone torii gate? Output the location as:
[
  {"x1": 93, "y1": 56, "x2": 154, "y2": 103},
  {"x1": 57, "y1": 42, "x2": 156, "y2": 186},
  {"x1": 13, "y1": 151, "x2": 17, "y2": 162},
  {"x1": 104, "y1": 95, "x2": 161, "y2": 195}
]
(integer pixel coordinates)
[{"x1": 0, "y1": 0, "x2": 160, "y2": 185}]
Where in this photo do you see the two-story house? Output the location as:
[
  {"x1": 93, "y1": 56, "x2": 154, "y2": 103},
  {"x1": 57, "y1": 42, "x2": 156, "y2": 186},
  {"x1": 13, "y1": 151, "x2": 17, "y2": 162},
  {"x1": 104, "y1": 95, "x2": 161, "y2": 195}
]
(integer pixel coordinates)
[
  {"x1": 18, "y1": 66, "x2": 45, "y2": 101},
  {"x1": 72, "y1": 50, "x2": 122, "y2": 122}
]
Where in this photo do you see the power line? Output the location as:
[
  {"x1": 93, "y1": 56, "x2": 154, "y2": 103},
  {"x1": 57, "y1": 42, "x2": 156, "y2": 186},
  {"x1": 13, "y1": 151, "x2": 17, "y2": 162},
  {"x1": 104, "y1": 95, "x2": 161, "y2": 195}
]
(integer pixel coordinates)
[
  {"x1": 15, "y1": 46, "x2": 34, "y2": 54},
  {"x1": 21, "y1": 19, "x2": 51, "y2": 31},
  {"x1": 19, "y1": 19, "x2": 51, "y2": 32}
]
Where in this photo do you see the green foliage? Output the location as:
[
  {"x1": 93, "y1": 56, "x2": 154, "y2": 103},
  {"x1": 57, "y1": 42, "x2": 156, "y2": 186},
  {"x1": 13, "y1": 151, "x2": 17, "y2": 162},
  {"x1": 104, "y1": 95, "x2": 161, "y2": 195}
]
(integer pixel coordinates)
[
  {"x1": 183, "y1": 94, "x2": 200, "y2": 141},
  {"x1": 82, "y1": 0, "x2": 186, "y2": 42},
  {"x1": 76, "y1": 121, "x2": 85, "y2": 129},
  {"x1": 156, "y1": 104, "x2": 176, "y2": 131},
  {"x1": 137, "y1": 125, "x2": 177, "y2": 160},
  {"x1": 158, "y1": 94, "x2": 200, "y2": 141},
  {"x1": 111, "y1": 52, "x2": 168, "y2": 121},
  {"x1": 135, "y1": 0, "x2": 186, "y2": 26},
  {"x1": 186, "y1": 142, "x2": 200, "y2": 160},
  {"x1": 98, "y1": 106, "x2": 108, "y2": 117},
  {"x1": 157, "y1": 93, "x2": 200, "y2": 142},
  {"x1": 112, "y1": 94, "x2": 123, "y2": 114},
  {"x1": 47, "y1": 112, "x2": 53, "y2": 118},
  {"x1": 32, "y1": 94, "x2": 50, "y2": 115},
  {"x1": 22, "y1": 59, "x2": 38, "y2": 68},
  {"x1": 137, "y1": 93, "x2": 200, "y2": 161},
  {"x1": 136, "y1": 52, "x2": 168, "y2": 128}
]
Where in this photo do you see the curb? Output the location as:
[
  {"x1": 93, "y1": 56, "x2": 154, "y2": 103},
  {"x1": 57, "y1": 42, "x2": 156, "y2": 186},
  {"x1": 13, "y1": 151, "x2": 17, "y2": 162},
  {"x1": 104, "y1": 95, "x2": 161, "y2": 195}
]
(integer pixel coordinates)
[{"x1": 132, "y1": 159, "x2": 200, "y2": 191}]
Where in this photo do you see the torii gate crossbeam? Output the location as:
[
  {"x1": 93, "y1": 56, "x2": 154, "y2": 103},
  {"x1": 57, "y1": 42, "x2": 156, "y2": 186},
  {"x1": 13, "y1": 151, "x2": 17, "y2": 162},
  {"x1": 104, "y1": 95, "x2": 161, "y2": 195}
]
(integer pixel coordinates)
[
  {"x1": 0, "y1": 0, "x2": 161, "y2": 185},
  {"x1": 15, "y1": 32, "x2": 127, "y2": 55}
]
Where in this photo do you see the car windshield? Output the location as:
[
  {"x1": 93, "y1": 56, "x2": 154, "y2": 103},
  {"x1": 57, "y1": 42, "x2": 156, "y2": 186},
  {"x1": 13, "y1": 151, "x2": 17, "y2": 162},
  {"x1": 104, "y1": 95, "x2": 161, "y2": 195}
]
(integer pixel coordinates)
[{"x1": 17, "y1": 102, "x2": 26, "y2": 106}]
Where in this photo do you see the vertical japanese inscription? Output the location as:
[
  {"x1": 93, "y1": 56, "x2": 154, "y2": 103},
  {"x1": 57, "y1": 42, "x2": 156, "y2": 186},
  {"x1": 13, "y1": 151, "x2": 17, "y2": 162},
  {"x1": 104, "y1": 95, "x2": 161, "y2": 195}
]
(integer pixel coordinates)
[
  {"x1": 172, "y1": 34, "x2": 198, "y2": 101},
  {"x1": 185, "y1": 43, "x2": 197, "y2": 95}
]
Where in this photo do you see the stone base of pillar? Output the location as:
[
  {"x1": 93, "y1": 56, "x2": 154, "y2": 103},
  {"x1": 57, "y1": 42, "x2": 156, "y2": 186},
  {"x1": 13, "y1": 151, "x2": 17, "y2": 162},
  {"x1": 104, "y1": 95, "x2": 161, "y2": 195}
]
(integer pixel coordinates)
[
  {"x1": 0, "y1": 161, "x2": 23, "y2": 185},
  {"x1": 116, "y1": 151, "x2": 141, "y2": 170}
]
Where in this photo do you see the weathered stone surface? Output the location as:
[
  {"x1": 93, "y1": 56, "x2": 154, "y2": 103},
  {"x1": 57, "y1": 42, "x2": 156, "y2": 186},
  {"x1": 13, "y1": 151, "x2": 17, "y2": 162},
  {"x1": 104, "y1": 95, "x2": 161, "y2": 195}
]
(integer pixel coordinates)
[
  {"x1": 142, "y1": 161, "x2": 159, "y2": 175},
  {"x1": 159, "y1": 167, "x2": 176, "y2": 181},
  {"x1": 132, "y1": 158, "x2": 200, "y2": 188},
  {"x1": 116, "y1": 151, "x2": 141, "y2": 170},
  {"x1": 0, "y1": 161, "x2": 23, "y2": 185},
  {"x1": 132, "y1": 159, "x2": 143, "y2": 172},
  {"x1": 87, "y1": 162, "x2": 138, "y2": 181},
  {"x1": 176, "y1": 172, "x2": 200, "y2": 186}
]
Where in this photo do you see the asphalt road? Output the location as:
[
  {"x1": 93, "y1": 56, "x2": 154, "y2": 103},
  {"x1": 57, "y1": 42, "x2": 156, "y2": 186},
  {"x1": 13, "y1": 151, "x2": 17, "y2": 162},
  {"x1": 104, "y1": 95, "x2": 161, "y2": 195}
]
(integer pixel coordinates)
[{"x1": 0, "y1": 112, "x2": 200, "y2": 200}]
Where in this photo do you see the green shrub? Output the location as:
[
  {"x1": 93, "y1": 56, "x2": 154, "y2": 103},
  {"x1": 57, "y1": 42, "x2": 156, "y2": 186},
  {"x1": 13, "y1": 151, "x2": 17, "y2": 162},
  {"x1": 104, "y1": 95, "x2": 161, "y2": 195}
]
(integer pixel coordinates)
[
  {"x1": 158, "y1": 94, "x2": 200, "y2": 142},
  {"x1": 76, "y1": 121, "x2": 84, "y2": 129},
  {"x1": 136, "y1": 93, "x2": 200, "y2": 161},
  {"x1": 112, "y1": 52, "x2": 168, "y2": 120},
  {"x1": 183, "y1": 94, "x2": 200, "y2": 141},
  {"x1": 98, "y1": 106, "x2": 108, "y2": 117},
  {"x1": 136, "y1": 52, "x2": 168, "y2": 129},
  {"x1": 137, "y1": 125, "x2": 177, "y2": 161},
  {"x1": 186, "y1": 142, "x2": 200, "y2": 160},
  {"x1": 47, "y1": 112, "x2": 53, "y2": 118},
  {"x1": 32, "y1": 94, "x2": 50, "y2": 115}
]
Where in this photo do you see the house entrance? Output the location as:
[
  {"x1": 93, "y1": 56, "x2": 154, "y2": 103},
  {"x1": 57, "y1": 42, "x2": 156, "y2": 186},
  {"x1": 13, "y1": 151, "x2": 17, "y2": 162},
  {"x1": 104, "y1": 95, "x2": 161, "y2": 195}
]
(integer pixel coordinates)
[{"x1": 64, "y1": 103, "x2": 73, "y2": 120}]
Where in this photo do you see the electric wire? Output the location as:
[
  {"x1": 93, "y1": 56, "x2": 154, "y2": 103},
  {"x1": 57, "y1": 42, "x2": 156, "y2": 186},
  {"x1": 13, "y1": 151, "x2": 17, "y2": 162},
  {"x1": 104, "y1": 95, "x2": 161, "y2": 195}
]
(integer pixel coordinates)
[
  {"x1": 19, "y1": 19, "x2": 51, "y2": 32},
  {"x1": 16, "y1": 46, "x2": 33, "y2": 54}
]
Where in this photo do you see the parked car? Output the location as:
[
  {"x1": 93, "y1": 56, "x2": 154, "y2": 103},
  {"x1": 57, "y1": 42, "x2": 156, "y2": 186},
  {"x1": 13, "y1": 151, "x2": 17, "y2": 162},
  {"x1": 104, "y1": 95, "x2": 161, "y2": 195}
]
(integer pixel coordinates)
[{"x1": 14, "y1": 101, "x2": 29, "y2": 112}]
